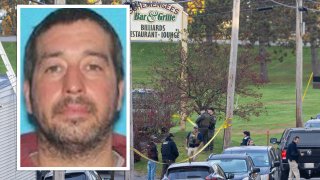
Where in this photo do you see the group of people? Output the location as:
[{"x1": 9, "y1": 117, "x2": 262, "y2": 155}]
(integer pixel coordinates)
[
  {"x1": 240, "y1": 131, "x2": 301, "y2": 179},
  {"x1": 146, "y1": 107, "x2": 217, "y2": 180},
  {"x1": 195, "y1": 107, "x2": 216, "y2": 151},
  {"x1": 146, "y1": 133, "x2": 179, "y2": 180},
  {"x1": 146, "y1": 121, "x2": 301, "y2": 180}
]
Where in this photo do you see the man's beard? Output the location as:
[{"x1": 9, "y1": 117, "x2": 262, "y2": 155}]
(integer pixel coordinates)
[{"x1": 32, "y1": 95, "x2": 119, "y2": 157}]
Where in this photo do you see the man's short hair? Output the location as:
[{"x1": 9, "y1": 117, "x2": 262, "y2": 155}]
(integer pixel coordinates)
[
  {"x1": 243, "y1": 131, "x2": 250, "y2": 136},
  {"x1": 24, "y1": 8, "x2": 124, "y2": 85},
  {"x1": 294, "y1": 136, "x2": 300, "y2": 141},
  {"x1": 200, "y1": 106, "x2": 207, "y2": 111},
  {"x1": 208, "y1": 107, "x2": 214, "y2": 111}
]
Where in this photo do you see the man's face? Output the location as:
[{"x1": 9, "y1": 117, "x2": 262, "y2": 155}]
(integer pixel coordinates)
[
  {"x1": 24, "y1": 20, "x2": 123, "y2": 149},
  {"x1": 294, "y1": 138, "x2": 300, "y2": 144},
  {"x1": 193, "y1": 127, "x2": 198, "y2": 133}
]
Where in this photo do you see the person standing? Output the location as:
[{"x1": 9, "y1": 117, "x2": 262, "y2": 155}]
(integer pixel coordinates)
[
  {"x1": 161, "y1": 133, "x2": 179, "y2": 178},
  {"x1": 147, "y1": 136, "x2": 158, "y2": 180},
  {"x1": 287, "y1": 136, "x2": 300, "y2": 180},
  {"x1": 186, "y1": 125, "x2": 203, "y2": 161},
  {"x1": 240, "y1": 131, "x2": 251, "y2": 146},
  {"x1": 207, "y1": 107, "x2": 216, "y2": 151},
  {"x1": 196, "y1": 107, "x2": 210, "y2": 151}
]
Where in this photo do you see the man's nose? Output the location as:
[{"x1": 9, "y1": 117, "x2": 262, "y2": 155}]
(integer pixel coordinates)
[{"x1": 63, "y1": 66, "x2": 85, "y2": 94}]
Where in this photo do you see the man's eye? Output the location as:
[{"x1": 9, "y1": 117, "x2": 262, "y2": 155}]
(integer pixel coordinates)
[
  {"x1": 45, "y1": 65, "x2": 62, "y2": 73},
  {"x1": 86, "y1": 64, "x2": 103, "y2": 71}
]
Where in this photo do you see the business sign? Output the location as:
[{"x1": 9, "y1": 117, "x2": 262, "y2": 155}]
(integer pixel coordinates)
[{"x1": 130, "y1": 0, "x2": 184, "y2": 42}]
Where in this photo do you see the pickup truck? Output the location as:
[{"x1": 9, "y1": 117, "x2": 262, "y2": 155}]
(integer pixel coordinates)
[{"x1": 270, "y1": 128, "x2": 320, "y2": 179}]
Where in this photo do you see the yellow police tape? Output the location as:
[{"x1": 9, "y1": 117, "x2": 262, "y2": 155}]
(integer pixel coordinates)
[
  {"x1": 302, "y1": 72, "x2": 313, "y2": 102},
  {"x1": 131, "y1": 117, "x2": 232, "y2": 164},
  {"x1": 172, "y1": 114, "x2": 196, "y2": 126}
]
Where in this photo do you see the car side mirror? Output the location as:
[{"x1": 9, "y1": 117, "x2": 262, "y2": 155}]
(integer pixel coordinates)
[
  {"x1": 252, "y1": 167, "x2": 260, "y2": 173},
  {"x1": 273, "y1": 161, "x2": 280, "y2": 167},
  {"x1": 270, "y1": 138, "x2": 278, "y2": 144},
  {"x1": 226, "y1": 173, "x2": 234, "y2": 179}
]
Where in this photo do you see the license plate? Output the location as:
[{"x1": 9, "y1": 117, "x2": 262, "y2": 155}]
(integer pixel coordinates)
[{"x1": 304, "y1": 163, "x2": 314, "y2": 168}]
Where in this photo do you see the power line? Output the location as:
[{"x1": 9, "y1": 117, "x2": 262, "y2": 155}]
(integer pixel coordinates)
[
  {"x1": 269, "y1": 0, "x2": 320, "y2": 12},
  {"x1": 305, "y1": 0, "x2": 320, "y2": 4},
  {"x1": 269, "y1": 0, "x2": 296, "y2": 9}
]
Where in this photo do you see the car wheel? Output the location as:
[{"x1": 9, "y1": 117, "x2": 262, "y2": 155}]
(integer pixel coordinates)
[{"x1": 280, "y1": 170, "x2": 288, "y2": 180}]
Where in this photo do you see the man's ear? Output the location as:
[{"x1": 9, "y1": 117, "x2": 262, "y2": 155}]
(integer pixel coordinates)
[
  {"x1": 116, "y1": 80, "x2": 124, "y2": 111},
  {"x1": 24, "y1": 81, "x2": 33, "y2": 114}
]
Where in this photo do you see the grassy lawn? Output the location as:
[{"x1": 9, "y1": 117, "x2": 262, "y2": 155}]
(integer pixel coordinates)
[
  {"x1": 0, "y1": 42, "x2": 17, "y2": 74},
  {"x1": 1, "y1": 41, "x2": 319, "y2": 176},
  {"x1": 132, "y1": 42, "x2": 320, "y2": 176}
]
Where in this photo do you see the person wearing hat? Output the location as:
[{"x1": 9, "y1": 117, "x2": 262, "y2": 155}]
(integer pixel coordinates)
[
  {"x1": 240, "y1": 131, "x2": 251, "y2": 146},
  {"x1": 186, "y1": 125, "x2": 203, "y2": 161},
  {"x1": 161, "y1": 133, "x2": 179, "y2": 178}
]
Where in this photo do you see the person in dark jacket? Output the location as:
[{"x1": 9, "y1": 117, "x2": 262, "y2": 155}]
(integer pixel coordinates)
[
  {"x1": 287, "y1": 136, "x2": 300, "y2": 180},
  {"x1": 147, "y1": 136, "x2": 158, "y2": 180},
  {"x1": 196, "y1": 107, "x2": 210, "y2": 151},
  {"x1": 161, "y1": 133, "x2": 179, "y2": 178},
  {"x1": 207, "y1": 107, "x2": 216, "y2": 151},
  {"x1": 240, "y1": 131, "x2": 251, "y2": 146}
]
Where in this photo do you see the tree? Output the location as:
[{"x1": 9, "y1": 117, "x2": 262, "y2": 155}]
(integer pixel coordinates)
[
  {"x1": 239, "y1": 0, "x2": 296, "y2": 83},
  {"x1": 152, "y1": 41, "x2": 264, "y2": 130},
  {"x1": 0, "y1": 0, "x2": 29, "y2": 35},
  {"x1": 303, "y1": 1, "x2": 320, "y2": 82},
  {"x1": 132, "y1": 89, "x2": 177, "y2": 161}
]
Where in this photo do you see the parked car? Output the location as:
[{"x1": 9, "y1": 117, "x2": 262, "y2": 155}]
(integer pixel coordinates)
[
  {"x1": 44, "y1": 170, "x2": 102, "y2": 180},
  {"x1": 270, "y1": 128, "x2": 320, "y2": 179},
  {"x1": 222, "y1": 146, "x2": 281, "y2": 180},
  {"x1": 304, "y1": 119, "x2": 320, "y2": 128},
  {"x1": 207, "y1": 154, "x2": 261, "y2": 180},
  {"x1": 162, "y1": 161, "x2": 234, "y2": 180}
]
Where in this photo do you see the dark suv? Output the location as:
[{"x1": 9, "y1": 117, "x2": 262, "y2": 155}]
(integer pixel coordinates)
[
  {"x1": 222, "y1": 146, "x2": 281, "y2": 180},
  {"x1": 270, "y1": 128, "x2": 320, "y2": 179}
]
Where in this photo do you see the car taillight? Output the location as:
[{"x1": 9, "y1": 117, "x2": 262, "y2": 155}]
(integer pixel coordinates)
[
  {"x1": 281, "y1": 150, "x2": 287, "y2": 160},
  {"x1": 205, "y1": 176, "x2": 218, "y2": 180}
]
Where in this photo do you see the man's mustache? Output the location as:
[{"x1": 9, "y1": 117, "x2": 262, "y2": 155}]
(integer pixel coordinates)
[{"x1": 52, "y1": 96, "x2": 97, "y2": 115}]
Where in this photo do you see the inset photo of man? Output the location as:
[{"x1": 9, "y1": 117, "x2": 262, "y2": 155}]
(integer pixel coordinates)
[{"x1": 17, "y1": 5, "x2": 130, "y2": 170}]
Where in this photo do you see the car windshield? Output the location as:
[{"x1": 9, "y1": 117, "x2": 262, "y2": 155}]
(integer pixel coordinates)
[
  {"x1": 45, "y1": 173, "x2": 87, "y2": 180},
  {"x1": 246, "y1": 152, "x2": 269, "y2": 167},
  {"x1": 209, "y1": 159, "x2": 247, "y2": 173},
  {"x1": 305, "y1": 122, "x2": 320, "y2": 128},
  {"x1": 286, "y1": 131, "x2": 320, "y2": 147},
  {"x1": 168, "y1": 166, "x2": 211, "y2": 179},
  {"x1": 223, "y1": 150, "x2": 269, "y2": 167}
]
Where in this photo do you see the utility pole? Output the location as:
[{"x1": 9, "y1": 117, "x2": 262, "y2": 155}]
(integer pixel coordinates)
[
  {"x1": 223, "y1": 0, "x2": 240, "y2": 149},
  {"x1": 54, "y1": 0, "x2": 66, "y2": 4},
  {"x1": 53, "y1": 171, "x2": 65, "y2": 180},
  {"x1": 179, "y1": 11, "x2": 189, "y2": 131},
  {"x1": 296, "y1": 0, "x2": 303, "y2": 127}
]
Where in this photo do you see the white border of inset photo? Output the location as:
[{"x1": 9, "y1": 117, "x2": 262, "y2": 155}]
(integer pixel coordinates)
[{"x1": 17, "y1": 5, "x2": 130, "y2": 171}]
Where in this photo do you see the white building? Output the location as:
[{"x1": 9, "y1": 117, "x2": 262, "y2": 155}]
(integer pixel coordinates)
[{"x1": 0, "y1": 42, "x2": 36, "y2": 179}]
